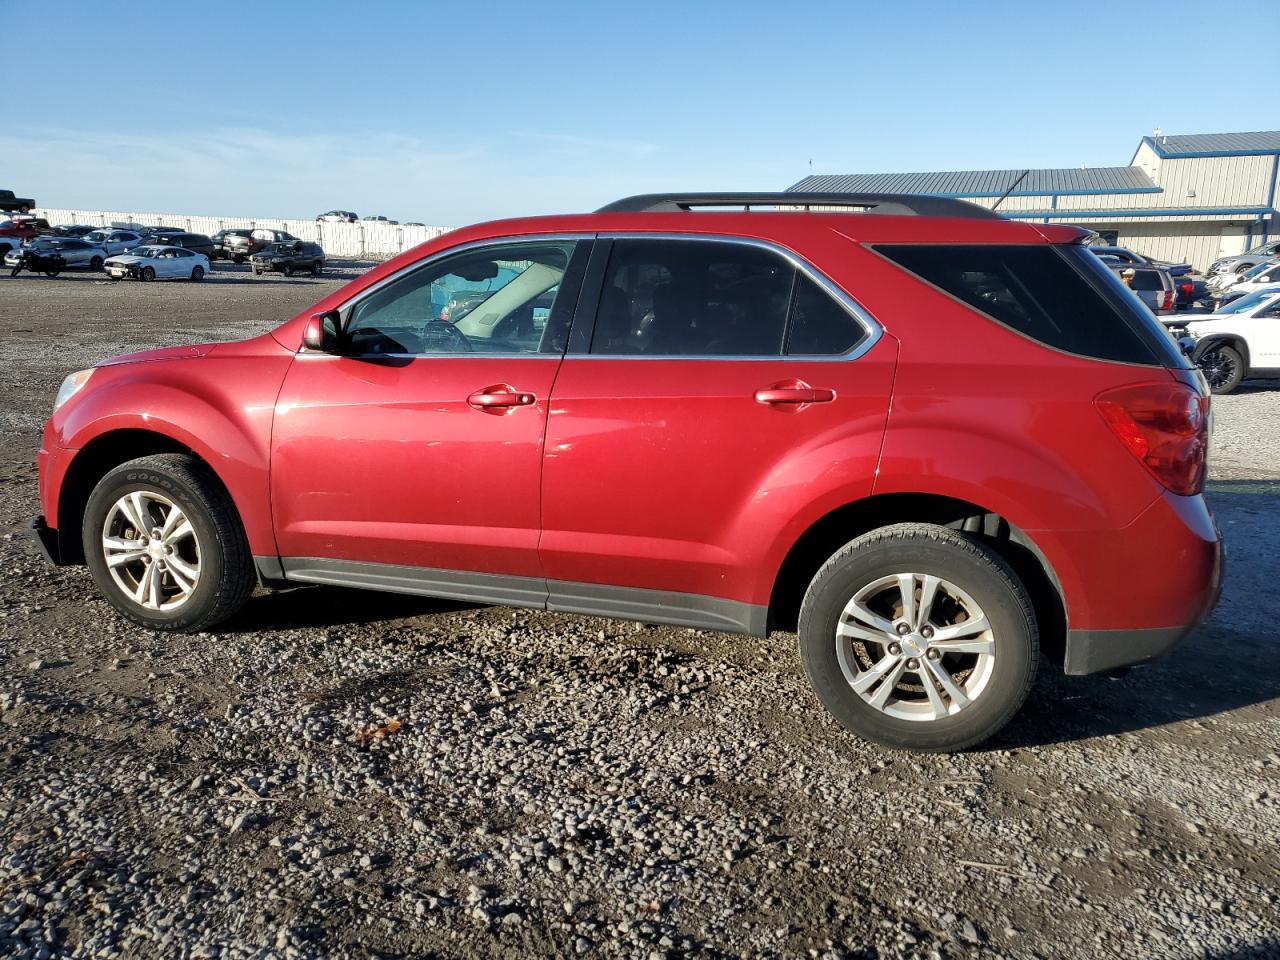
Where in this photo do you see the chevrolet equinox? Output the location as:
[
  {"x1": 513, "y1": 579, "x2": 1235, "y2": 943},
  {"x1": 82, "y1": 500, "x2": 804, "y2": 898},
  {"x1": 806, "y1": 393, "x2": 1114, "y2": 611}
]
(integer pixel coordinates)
[{"x1": 32, "y1": 193, "x2": 1223, "y2": 751}]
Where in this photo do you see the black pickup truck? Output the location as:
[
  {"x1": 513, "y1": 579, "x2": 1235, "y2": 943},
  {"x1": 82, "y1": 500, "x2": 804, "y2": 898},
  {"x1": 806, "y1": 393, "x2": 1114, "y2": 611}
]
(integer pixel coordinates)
[{"x1": 0, "y1": 190, "x2": 37, "y2": 214}]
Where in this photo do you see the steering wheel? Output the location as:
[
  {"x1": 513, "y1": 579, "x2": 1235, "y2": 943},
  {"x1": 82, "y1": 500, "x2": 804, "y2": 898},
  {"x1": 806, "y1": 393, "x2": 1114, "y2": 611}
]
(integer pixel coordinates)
[{"x1": 422, "y1": 318, "x2": 474, "y2": 353}]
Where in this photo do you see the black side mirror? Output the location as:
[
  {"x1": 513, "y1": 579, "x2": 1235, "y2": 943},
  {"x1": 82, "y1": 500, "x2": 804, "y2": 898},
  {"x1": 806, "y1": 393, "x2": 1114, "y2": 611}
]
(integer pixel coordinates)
[{"x1": 302, "y1": 310, "x2": 342, "y2": 352}]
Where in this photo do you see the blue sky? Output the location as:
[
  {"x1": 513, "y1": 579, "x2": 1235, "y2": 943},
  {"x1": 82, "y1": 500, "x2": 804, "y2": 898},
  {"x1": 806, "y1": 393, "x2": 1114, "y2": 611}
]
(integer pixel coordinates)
[{"x1": 6, "y1": 0, "x2": 1277, "y2": 225}]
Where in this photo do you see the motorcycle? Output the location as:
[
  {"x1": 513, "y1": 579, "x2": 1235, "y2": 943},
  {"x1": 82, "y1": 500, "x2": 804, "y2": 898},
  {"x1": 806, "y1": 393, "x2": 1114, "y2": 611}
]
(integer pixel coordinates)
[{"x1": 10, "y1": 248, "x2": 67, "y2": 277}]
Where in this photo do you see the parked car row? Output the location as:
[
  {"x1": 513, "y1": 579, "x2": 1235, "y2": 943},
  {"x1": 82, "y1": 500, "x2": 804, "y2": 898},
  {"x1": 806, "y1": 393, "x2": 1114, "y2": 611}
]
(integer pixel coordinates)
[
  {"x1": 315, "y1": 209, "x2": 426, "y2": 226},
  {"x1": 1, "y1": 217, "x2": 327, "y2": 280},
  {"x1": 1083, "y1": 238, "x2": 1280, "y2": 395}
]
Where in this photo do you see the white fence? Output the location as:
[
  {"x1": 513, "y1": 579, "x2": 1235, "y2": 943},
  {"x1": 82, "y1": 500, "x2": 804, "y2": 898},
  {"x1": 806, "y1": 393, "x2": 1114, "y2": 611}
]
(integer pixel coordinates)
[{"x1": 31, "y1": 208, "x2": 454, "y2": 260}]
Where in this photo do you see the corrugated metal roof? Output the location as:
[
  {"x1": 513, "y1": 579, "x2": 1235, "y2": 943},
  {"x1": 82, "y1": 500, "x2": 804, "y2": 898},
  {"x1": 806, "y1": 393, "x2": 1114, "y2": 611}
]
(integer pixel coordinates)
[
  {"x1": 788, "y1": 166, "x2": 1157, "y2": 198},
  {"x1": 1146, "y1": 130, "x2": 1280, "y2": 157}
]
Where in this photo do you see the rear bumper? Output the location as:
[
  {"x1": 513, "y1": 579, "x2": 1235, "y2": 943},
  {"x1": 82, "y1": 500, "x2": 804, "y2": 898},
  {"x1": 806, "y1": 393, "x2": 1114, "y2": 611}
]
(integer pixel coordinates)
[
  {"x1": 1059, "y1": 492, "x2": 1223, "y2": 675},
  {"x1": 1065, "y1": 624, "x2": 1197, "y2": 675}
]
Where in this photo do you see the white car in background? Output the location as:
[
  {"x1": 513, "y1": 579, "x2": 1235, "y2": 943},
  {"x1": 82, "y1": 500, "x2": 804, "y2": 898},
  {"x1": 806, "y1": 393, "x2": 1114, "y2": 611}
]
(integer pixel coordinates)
[
  {"x1": 83, "y1": 228, "x2": 146, "y2": 257},
  {"x1": 1182, "y1": 288, "x2": 1280, "y2": 394},
  {"x1": 104, "y1": 245, "x2": 209, "y2": 281},
  {"x1": 1208, "y1": 258, "x2": 1280, "y2": 301}
]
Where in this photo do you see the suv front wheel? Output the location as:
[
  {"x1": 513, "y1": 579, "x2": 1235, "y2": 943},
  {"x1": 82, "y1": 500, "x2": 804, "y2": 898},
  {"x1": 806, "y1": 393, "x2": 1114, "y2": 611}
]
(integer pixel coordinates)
[
  {"x1": 798, "y1": 523, "x2": 1038, "y2": 752},
  {"x1": 82, "y1": 454, "x2": 255, "y2": 632}
]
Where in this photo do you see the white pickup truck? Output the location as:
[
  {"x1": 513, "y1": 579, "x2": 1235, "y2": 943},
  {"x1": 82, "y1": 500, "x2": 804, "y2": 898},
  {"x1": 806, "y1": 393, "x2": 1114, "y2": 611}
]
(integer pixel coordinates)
[{"x1": 1182, "y1": 287, "x2": 1280, "y2": 393}]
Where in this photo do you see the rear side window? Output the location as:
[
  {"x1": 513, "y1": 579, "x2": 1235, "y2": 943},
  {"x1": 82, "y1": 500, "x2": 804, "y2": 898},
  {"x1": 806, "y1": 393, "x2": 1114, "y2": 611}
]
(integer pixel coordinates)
[
  {"x1": 1127, "y1": 270, "x2": 1163, "y2": 292},
  {"x1": 875, "y1": 243, "x2": 1185, "y2": 367},
  {"x1": 589, "y1": 238, "x2": 867, "y2": 358}
]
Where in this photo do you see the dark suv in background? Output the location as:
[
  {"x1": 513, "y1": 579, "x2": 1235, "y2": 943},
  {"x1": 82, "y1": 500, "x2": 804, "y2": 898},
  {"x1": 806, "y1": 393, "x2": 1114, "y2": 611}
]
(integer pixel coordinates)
[
  {"x1": 250, "y1": 240, "x2": 325, "y2": 276},
  {"x1": 210, "y1": 230, "x2": 252, "y2": 260},
  {"x1": 224, "y1": 229, "x2": 300, "y2": 263},
  {"x1": 156, "y1": 232, "x2": 217, "y2": 261}
]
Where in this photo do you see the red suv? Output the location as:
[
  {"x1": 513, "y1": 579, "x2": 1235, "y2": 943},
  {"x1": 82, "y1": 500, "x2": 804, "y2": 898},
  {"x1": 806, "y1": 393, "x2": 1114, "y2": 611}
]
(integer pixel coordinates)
[{"x1": 32, "y1": 193, "x2": 1222, "y2": 751}]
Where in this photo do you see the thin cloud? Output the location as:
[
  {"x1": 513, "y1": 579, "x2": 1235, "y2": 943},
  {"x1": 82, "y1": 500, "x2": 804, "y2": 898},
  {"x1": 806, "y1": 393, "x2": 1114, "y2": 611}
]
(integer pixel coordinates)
[{"x1": 1, "y1": 124, "x2": 785, "y2": 223}]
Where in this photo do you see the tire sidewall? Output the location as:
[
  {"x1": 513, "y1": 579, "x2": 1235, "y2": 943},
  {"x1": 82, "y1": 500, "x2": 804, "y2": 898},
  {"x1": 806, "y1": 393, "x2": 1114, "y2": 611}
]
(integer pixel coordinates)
[
  {"x1": 799, "y1": 536, "x2": 1035, "y2": 751},
  {"x1": 82, "y1": 465, "x2": 228, "y2": 631}
]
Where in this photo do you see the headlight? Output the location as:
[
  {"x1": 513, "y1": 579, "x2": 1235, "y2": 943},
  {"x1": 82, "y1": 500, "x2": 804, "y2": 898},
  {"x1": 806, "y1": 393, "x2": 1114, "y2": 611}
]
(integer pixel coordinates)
[{"x1": 53, "y1": 369, "x2": 93, "y2": 412}]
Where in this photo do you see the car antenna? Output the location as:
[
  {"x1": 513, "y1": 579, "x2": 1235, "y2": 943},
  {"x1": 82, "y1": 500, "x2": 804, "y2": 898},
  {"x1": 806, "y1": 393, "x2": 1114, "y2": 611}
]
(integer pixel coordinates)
[{"x1": 991, "y1": 169, "x2": 1030, "y2": 211}]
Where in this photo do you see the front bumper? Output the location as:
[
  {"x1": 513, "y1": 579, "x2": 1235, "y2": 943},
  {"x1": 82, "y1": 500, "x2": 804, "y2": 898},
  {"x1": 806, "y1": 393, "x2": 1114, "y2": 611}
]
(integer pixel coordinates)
[{"x1": 30, "y1": 515, "x2": 63, "y2": 565}]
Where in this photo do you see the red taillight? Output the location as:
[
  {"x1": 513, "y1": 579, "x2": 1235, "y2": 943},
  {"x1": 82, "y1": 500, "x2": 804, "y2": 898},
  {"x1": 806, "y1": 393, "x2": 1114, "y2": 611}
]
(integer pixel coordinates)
[
  {"x1": 1095, "y1": 382, "x2": 1208, "y2": 496},
  {"x1": 1161, "y1": 290, "x2": 1175, "y2": 311},
  {"x1": 1180, "y1": 282, "x2": 1194, "y2": 296}
]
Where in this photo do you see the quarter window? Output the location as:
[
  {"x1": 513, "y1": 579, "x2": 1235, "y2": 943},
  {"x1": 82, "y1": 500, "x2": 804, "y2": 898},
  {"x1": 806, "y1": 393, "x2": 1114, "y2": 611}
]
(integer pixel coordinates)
[
  {"x1": 876, "y1": 243, "x2": 1178, "y2": 366},
  {"x1": 787, "y1": 273, "x2": 866, "y2": 355},
  {"x1": 589, "y1": 238, "x2": 864, "y2": 357},
  {"x1": 346, "y1": 241, "x2": 584, "y2": 355}
]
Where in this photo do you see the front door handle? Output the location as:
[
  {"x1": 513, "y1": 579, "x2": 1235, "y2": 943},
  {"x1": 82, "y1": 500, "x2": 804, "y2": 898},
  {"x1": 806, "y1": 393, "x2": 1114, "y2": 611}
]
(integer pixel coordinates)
[
  {"x1": 754, "y1": 379, "x2": 836, "y2": 405},
  {"x1": 468, "y1": 384, "x2": 536, "y2": 411}
]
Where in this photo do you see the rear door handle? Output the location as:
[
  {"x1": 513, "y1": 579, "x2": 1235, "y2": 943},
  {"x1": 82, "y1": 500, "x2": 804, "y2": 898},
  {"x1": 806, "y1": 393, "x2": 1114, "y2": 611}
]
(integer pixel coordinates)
[
  {"x1": 754, "y1": 379, "x2": 836, "y2": 405},
  {"x1": 468, "y1": 384, "x2": 536, "y2": 410}
]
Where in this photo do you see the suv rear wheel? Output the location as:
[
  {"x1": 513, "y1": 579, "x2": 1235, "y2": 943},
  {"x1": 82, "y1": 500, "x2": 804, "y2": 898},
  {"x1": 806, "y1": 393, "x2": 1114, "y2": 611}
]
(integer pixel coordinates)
[
  {"x1": 798, "y1": 523, "x2": 1038, "y2": 752},
  {"x1": 82, "y1": 454, "x2": 255, "y2": 632}
]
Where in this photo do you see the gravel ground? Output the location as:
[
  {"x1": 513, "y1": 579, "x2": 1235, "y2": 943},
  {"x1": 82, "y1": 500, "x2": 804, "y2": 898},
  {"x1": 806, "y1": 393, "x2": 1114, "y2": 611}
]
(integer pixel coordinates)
[{"x1": 1, "y1": 268, "x2": 1278, "y2": 960}]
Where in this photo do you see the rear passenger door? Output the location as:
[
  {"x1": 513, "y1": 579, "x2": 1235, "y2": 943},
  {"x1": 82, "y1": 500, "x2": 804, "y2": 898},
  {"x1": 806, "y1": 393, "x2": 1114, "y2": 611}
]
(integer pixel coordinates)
[{"x1": 539, "y1": 236, "x2": 897, "y2": 627}]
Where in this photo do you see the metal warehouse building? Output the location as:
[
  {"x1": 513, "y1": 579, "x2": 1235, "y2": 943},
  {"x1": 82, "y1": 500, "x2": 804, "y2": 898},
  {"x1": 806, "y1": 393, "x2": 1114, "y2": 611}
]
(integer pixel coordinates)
[{"x1": 789, "y1": 129, "x2": 1280, "y2": 271}]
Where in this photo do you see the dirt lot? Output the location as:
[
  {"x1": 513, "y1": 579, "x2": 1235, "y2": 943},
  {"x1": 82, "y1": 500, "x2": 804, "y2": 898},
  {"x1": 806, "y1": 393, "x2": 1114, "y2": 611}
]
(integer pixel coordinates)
[{"x1": 1, "y1": 267, "x2": 1278, "y2": 960}]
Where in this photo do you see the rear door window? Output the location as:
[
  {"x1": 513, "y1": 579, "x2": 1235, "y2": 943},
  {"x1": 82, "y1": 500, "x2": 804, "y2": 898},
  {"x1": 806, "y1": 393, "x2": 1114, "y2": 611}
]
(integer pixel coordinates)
[
  {"x1": 588, "y1": 238, "x2": 868, "y2": 358},
  {"x1": 787, "y1": 273, "x2": 866, "y2": 355},
  {"x1": 875, "y1": 243, "x2": 1186, "y2": 367}
]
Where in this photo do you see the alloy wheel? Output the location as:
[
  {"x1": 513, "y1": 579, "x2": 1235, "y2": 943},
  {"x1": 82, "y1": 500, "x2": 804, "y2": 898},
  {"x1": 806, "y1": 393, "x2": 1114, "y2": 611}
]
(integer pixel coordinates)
[
  {"x1": 1199, "y1": 349, "x2": 1237, "y2": 390},
  {"x1": 835, "y1": 572, "x2": 995, "y2": 721},
  {"x1": 101, "y1": 491, "x2": 202, "y2": 610}
]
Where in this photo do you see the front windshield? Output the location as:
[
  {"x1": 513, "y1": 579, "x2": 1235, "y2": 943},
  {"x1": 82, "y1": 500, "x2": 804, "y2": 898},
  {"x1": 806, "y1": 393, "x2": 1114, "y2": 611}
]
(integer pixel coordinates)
[
  {"x1": 1246, "y1": 239, "x2": 1280, "y2": 255},
  {"x1": 28, "y1": 239, "x2": 57, "y2": 250},
  {"x1": 127, "y1": 247, "x2": 158, "y2": 258},
  {"x1": 1216, "y1": 291, "x2": 1278, "y2": 315},
  {"x1": 268, "y1": 243, "x2": 294, "y2": 254},
  {"x1": 85, "y1": 231, "x2": 108, "y2": 243}
]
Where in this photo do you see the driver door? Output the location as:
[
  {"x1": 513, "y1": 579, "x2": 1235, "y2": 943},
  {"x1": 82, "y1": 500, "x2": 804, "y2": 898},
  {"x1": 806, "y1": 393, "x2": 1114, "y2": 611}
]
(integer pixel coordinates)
[{"x1": 269, "y1": 237, "x2": 590, "y2": 583}]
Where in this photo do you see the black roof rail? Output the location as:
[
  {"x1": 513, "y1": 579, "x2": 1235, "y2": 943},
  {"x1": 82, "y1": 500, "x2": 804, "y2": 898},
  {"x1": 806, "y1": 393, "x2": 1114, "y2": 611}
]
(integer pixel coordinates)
[{"x1": 596, "y1": 192, "x2": 1003, "y2": 220}]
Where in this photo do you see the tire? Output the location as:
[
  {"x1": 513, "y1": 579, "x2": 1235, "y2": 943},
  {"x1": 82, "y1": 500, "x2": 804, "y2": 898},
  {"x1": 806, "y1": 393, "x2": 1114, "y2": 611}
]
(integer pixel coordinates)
[
  {"x1": 798, "y1": 523, "x2": 1038, "y2": 753},
  {"x1": 282, "y1": 265, "x2": 293, "y2": 277},
  {"x1": 44, "y1": 270, "x2": 60, "y2": 278},
  {"x1": 310, "y1": 260, "x2": 323, "y2": 276},
  {"x1": 191, "y1": 266, "x2": 205, "y2": 281},
  {"x1": 90, "y1": 256, "x2": 103, "y2": 270},
  {"x1": 1198, "y1": 344, "x2": 1245, "y2": 395},
  {"x1": 18, "y1": 205, "x2": 29, "y2": 214},
  {"x1": 233, "y1": 254, "x2": 245, "y2": 264},
  {"x1": 140, "y1": 266, "x2": 155, "y2": 282},
  {"x1": 82, "y1": 454, "x2": 254, "y2": 632},
  {"x1": 1234, "y1": 262, "x2": 1253, "y2": 274}
]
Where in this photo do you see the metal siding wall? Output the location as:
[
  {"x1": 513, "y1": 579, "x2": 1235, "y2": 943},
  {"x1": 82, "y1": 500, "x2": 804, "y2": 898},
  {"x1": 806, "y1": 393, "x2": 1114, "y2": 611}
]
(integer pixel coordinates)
[{"x1": 31, "y1": 209, "x2": 453, "y2": 259}]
